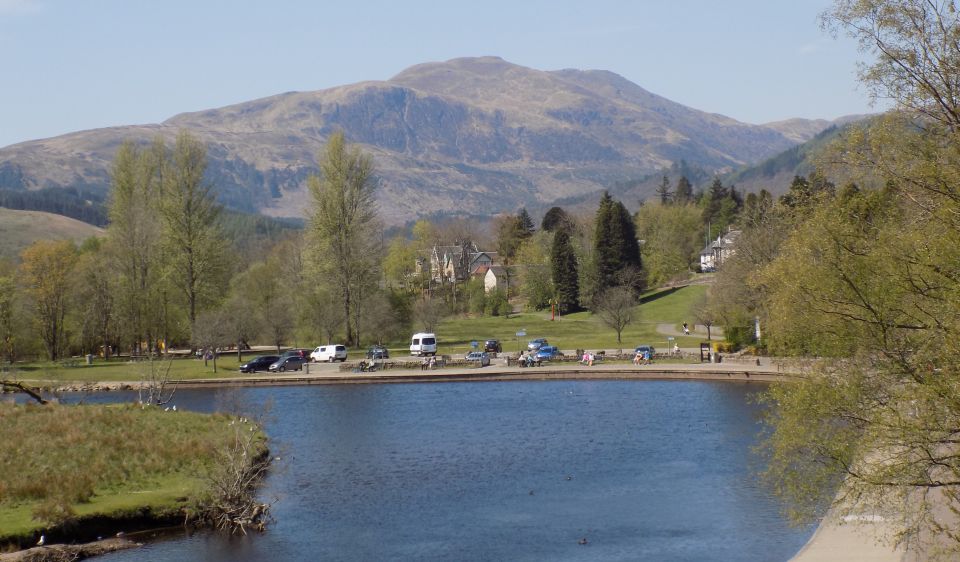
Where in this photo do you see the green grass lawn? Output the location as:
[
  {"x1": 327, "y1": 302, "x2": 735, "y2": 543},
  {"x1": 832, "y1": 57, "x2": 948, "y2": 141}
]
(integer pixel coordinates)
[
  {"x1": 8, "y1": 355, "x2": 255, "y2": 385},
  {"x1": 436, "y1": 285, "x2": 709, "y2": 355}
]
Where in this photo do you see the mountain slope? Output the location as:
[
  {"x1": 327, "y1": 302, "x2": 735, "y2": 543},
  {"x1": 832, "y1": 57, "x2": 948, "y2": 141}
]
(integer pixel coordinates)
[
  {"x1": 0, "y1": 57, "x2": 838, "y2": 224},
  {"x1": 0, "y1": 208, "x2": 104, "y2": 262}
]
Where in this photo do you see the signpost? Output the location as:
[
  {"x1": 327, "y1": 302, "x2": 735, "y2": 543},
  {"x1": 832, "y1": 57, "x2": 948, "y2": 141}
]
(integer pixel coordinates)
[{"x1": 516, "y1": 329, "x2": 526, "y2": 354}]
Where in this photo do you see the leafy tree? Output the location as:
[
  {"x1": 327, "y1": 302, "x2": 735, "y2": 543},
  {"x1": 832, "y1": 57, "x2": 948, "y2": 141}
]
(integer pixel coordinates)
[
  {"x1": 193, "y1": 309, "x2": 228, "y2": 373},
  {"x1": 550, "y1": 229, "x2": 580, "y2": 312},
  {"x1": 757, "y1": 0, "x2": 960, "y2": 549},
  {"x1": 515, "y1": 231, "x2": 552, "y2": 311},
  {"x1": 383, "y1": 236, "x2": 417, "y2": 288},
  {"x1": 484, "y1": 289, "x2": 509, "y2": 317},
  {"x1": 495, "y1": 214, "x2": 523, "y2": 264},
  {"x1": 593, "y1": 192, "x2": 641, "y2": 296},
  {"x1": 496, "y1": 209, "x2": 535, "y2": 265},
  {"x1": 106, "y1": 138, "x2": 166, "y2": 354},
  {"x1": 71, "y1": 250, "x2": 115, "y2": 359},
  {"x1": 160, "y1": 131, "x2": 228, "y2": 343},
  {"x1": 675, "y1": 176, "x2": 693, "y2": 204},
  {"x1": 306, "y1": 131, "x2": 380, "y2": 346},
  {"x1": 655, "y1": 174, "x2": 672, "y2": 204},
  {"x1": 0, "y1": 273, "x2": 18, "y2": 363},
  {"x1": 634, "y1": 203, "x2": 704, "y2": 287},
  {"x1": 19, "y1": 240, "x2": 78, "y2": 360}
]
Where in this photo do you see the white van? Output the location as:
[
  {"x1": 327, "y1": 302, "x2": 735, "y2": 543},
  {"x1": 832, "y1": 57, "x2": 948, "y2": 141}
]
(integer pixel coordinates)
[
  {"x1": 311, "y1": 344, "x2": 347, "y2": 363},
  {"x1": 410, "y1": 333, "x2": 437, "y2": 356}
]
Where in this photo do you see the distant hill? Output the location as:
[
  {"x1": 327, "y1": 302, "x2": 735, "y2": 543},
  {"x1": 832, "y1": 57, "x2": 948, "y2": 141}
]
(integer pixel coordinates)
[
  {"x1": 0, "y1": 208, "x2": 104, "y2": 262},
  {"x1": 0, "y1": 57, "x2": 847, "y2": 225},
  {"x1": 723, "y1": 123, "x2": 858, "y2": 196}
]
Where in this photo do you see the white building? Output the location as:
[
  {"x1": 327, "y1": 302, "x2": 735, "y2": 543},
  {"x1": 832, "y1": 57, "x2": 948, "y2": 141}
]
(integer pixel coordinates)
[{"x1": 699, "y1": 229, "x2": 741, "y2": 272}]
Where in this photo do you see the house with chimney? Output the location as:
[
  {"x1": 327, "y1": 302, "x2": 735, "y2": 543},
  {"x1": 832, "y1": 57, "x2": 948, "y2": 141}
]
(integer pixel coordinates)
[{"x1": 699, "y1": 229, "x2": 741, "y2": 272}]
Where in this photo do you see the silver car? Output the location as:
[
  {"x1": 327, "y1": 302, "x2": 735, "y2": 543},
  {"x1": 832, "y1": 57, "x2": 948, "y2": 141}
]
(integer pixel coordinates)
[{"x1": 465, "y1": 351, "x2": 490, "y2": 367}]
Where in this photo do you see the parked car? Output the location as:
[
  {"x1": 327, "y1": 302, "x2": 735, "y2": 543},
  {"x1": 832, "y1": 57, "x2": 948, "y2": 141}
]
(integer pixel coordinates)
[
  {"x1": 268, "y1": 355, "x2": 307, "y2": 372},
  {"x1": 483, "y1": 340, "x2": 503, "y2": 353},
  {"x1": 239, "y1": 355, "x2": 280, "y2": 373},
  {"x1": 484, "y1": 339, "x2": 502, "y2": 353},
  {"x1": 280, "y1": 348, "x2": 312, "y2": 360},
  {"x1": 634, "y1": 345, "x2": 656, "y2": 356},
  {"x1": 410, "y1": 332, "x2": 438, "y2": 356},
  {"x1": 527, "y1": 338, "x2": 548, "y2": 351},
  {"x1": 311, "y1": 344, "x2": 348, "y2": 363},
  {"x1": 465, "y1": 351, "x2": 490, "y2": 366},
  {"x1": 534, "y1": 346, "x2": 562, "y2": 361},
  {"x1": 366, "y1": 345, "x2": 390, "y2": 360}
]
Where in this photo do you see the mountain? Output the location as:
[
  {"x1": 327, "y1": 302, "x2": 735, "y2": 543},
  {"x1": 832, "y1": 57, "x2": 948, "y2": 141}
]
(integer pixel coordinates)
[
  {"x1": 723, "y1": 119, "x2": 870, "y2": 195},
  {"x1": 0, "y1": 57, "x2": 843, "y2": 225},
  {"x1": 0, "y1": 208, "x2": 104, "y2": 262}
]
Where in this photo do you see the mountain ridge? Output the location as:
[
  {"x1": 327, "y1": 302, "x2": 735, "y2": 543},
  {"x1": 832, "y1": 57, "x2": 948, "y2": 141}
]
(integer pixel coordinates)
[{"x1": 0, "y1": 57, "x2": 857, "y2": 224}]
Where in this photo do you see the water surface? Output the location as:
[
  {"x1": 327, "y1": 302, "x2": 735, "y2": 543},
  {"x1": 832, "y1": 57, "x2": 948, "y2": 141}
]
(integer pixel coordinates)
[{"x1": 84, "y1": 380, "x2": 811, "y2": 561}]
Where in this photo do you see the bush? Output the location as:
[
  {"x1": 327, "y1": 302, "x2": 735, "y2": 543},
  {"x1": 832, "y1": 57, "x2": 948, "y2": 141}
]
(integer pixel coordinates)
[
  {"x1": 724, "y1": 325, "x2": 756, "y2": 349},
  {"x1": 484, "y1": 289, "x2": 509, "y2": 317}
]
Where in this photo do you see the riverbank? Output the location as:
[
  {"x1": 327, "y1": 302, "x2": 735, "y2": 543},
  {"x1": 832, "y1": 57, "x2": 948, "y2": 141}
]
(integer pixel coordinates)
[
  {"x1": 0, "y1": 403, "x2": 264, "y2": 553},
  {"x1": 14, "y1": 360, "x2": 800, "y2": 394}
]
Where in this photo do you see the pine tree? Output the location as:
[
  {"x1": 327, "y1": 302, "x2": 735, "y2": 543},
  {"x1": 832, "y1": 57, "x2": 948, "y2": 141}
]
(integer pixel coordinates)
[
  {"x1": 551, "y1": 229, "x2": 580, "y2": 312},
  {"x1": 656, "y1": 174, "x2": 673, "y2": 204},
  {"x1": 517, "y1": 208, "x2": 535, "y2": 236},
  {"x1": 594, "y1": 192, "x2": 641, "y2": 295},
  {"x1": 675, "y1": 176, "x2": 693, "y2": 203},
  {"x1": 702, "y1": 177, "x2": 729, "y2": 230},
  {"x1": 542, "y1": 206, "x2": 572, "y2": 233}
]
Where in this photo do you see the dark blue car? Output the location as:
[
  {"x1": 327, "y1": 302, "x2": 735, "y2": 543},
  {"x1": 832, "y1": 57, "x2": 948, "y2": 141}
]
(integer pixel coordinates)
[{"x1": 239, "y1": 355, "x2": 280, "y2": 373}]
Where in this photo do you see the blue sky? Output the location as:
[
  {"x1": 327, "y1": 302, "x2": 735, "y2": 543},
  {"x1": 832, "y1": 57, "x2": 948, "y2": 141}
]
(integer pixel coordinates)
[{"x1": 0, "y1": 0, "x2": 877, "y2": 148}]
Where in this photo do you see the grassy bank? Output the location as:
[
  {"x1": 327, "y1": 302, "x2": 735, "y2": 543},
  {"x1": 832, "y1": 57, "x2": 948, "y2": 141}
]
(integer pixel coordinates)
[
  {"x1": 7, "y1": 355, "x2": 255, "y2": 385},
  {"x1": 436, "y1": 284, "x2": 710, "y2": 355},
  {"x1": 0, "y1": 403, "x2": 257, "y2": 548}
]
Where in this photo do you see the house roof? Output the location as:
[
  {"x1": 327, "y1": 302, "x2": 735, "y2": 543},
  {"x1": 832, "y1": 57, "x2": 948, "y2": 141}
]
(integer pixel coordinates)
[{"x1": 486, "y1": 265, "x2": 507, "y2": 277}]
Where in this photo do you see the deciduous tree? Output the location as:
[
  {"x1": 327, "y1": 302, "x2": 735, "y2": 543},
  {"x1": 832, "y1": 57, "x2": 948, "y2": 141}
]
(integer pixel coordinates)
[
  {"x1": 306, "y1": 131, "x2": 380, "y2": 346},
  {"x1": 19, "y1": 240, "x2": 78, "y2": 360},
  {"x1": 160, "y1": 131, "x2": 228, "y2": 342},
  {"x1": 594, "y1": 286, "x2": 636, "y2": 343}
]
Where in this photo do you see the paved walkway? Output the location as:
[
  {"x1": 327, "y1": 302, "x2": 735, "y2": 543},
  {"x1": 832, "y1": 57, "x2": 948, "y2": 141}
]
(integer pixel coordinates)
[
  {"x1": 656, "y1": 322, "x2": 724, "y2": 339},
  {"x1": 791, "y1": 512, "x2": 904, "y2": 561}
]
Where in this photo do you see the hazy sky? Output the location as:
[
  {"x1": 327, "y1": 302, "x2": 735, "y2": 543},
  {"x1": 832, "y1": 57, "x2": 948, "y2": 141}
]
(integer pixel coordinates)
[{"x1": 0, "y1": 0, "x2": 878, "y2": 148}]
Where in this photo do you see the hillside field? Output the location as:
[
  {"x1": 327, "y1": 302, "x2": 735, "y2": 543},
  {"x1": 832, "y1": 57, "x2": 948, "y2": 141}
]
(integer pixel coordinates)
[{"x1": 0, "y1": 207, "x2": 104, "y2": 262}]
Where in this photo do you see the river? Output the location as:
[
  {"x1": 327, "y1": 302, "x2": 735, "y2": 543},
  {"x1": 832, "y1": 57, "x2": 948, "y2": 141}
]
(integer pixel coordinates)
[{"x1": 80, "y1": 379, "x2": 812, "y2": 561}]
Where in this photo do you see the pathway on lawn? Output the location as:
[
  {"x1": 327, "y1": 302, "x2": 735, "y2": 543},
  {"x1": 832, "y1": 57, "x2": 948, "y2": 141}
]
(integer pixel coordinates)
[{"x1": 656, "y1": 323, "x2": 724, "y2": 339}]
